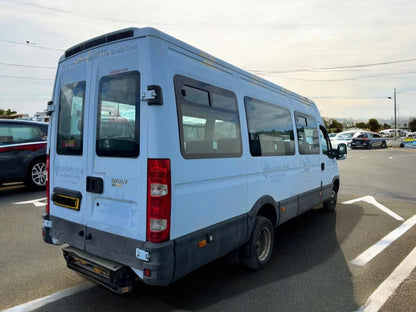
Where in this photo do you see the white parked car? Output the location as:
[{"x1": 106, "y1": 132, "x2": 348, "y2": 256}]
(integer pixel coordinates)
[{"x1": 330, "y1": 130, "x2": 361, "y2": 148}]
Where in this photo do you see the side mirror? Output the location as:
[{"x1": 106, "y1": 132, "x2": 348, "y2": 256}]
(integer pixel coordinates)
[
  {"x1": 328, "y1": 143, "x2": 347, "y2": 160},
  {"x1": 336, "y1": 143, "x2": 347, "y2": 160}
]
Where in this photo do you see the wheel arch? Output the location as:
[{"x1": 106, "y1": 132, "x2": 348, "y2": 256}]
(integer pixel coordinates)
[
  {"x1": 247, "y1": 195, "x2": 279, "y2": 234},
  {"x1": 26, "y1": 154, "x2": 47, "y2": 188},
  {"x1": 27, "y1": 154, "x2": 47, "y2": 174}
]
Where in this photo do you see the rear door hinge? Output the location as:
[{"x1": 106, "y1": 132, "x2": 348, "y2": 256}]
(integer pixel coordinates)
[
  {"x1": 141, "y1": 85, "x2": 163, "y2": 105},
  {"x1": 141, "y1": 90, "x2": 157, "y2": 101},
  {"x1": 43, "y1": 219, "x2": 52, "y2": 228},
  {"x1": 136, "y1": 248, "x2": 150, "y2": 262},
  {"x1": 46, "y1": 100, "x2": 55, "y2": 115}
]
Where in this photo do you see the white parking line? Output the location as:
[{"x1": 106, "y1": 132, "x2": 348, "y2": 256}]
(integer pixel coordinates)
[
  {"x1": 357, "y1": 245, "x2": 416, "y2": 312},
  {"x1": 343, "y1": 196, "x2": 404, "y2": 221},
  {"x1": 351, "y1": 214, "x2": 416, "y2": 266},
  {"x1": 12, "y1": 198, "x2": 47, "y2": 207},
  {"x1": 2, "y1": 282, "x2": 94, "y2": 312}
]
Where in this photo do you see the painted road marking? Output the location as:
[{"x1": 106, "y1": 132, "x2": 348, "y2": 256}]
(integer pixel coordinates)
[
  {"x1": 343, "y1": 196, "x2": 404, "y2": 221},
  {"x1": 2, "y1": 282, "x2": 94, "y2": 312},
  {"x1": 351, "y1": 214, "x2": 416, "y2": 266},
  {"x1": 357, "y1": 245, "x2": 416, "y2": 312},
  {"x1": 13, "y1": 197, "x2": 47, "y2": 207}
]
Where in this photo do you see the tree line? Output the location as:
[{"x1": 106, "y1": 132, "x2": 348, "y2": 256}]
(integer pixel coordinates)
[
  {"x1": 0, "y1": 109, "x2": 17, "y2": 117},
  {"x1": 325, "y1": 118, "x2": 416, "y2": 133}
]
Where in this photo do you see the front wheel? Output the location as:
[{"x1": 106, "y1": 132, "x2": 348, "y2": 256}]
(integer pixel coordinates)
[
  {"x1": 241, "y1": 216, "x2": 274, "y2": 270},
  {"x1": 323, "y1": 188, "x2": 337, "y2": 212},
  {"x1": 27, "y1": 160, "x2": 47, "y2": 189}
]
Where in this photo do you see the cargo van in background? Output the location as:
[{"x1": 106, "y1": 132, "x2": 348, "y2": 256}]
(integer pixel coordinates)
[{"x1": 42, "y1": 27, "x2": 347, "y2": 293}]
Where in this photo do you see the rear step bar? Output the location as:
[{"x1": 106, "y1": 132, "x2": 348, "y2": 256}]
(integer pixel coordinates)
[{"x1": 63, "y1": 246, "x2": 137, "y2": 294}]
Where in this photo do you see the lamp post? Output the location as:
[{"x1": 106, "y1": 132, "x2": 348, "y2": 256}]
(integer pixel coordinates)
[{"x1": 388, "y1": 88, "x2": 397, "y2": 140}]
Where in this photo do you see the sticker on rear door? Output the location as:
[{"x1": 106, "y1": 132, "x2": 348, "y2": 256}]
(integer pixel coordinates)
[{"x1": 112, "y1": 178, "x2": 128, "y2": 187}]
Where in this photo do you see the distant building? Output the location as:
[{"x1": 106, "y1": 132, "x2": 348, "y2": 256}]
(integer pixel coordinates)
[{"x1": 32, "y1": 111, "x2": 49, "y2": 123}]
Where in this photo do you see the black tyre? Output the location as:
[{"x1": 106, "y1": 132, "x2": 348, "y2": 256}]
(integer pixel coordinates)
[
  {"x1": 382, "y1": 141, "x2": 387, "y2": 148},
  {"x1": 27, "y1": 159, "x2": 47, "y2": 189},
  {"x1": 323, "y1": 188, "x2": 337, "y2": 212},
  {"x1": 241, "y1": 216, "x2": 274, "y2": 270}
]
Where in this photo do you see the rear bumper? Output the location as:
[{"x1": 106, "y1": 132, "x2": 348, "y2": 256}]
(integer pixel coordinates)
[
  {"x1": 351, "y1": 141, "x2": 369, "y2": 148},
  {"x1": 43, "y1": 214, "x2": 175, "y2": 287},
  {"x1": 43, "y1": 214, "x2": 248, "y2": 289}
]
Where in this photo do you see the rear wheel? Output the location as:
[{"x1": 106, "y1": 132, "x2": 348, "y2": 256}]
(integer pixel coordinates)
[
  {"x1": 241, "y1": 216, "x2": 274, "y2": 270},
  {"x1": 27, "y1": 160, "x2": 47, "y2": 189},
  {"x1": 381, "y1": 141, "x2": 387, "y2": 148}
]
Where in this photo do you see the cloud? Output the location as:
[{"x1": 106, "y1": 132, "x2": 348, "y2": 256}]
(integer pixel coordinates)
[{"x1": 1, "y1": 0, "x2": 415, "y2": 121}]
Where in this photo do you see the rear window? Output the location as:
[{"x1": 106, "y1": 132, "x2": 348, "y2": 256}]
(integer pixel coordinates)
[
  {"x1": 96, "y1": 71, "x2": 140, "y2": 158},
  {"x1": 57, "y1": 81, "x2": 86, "y2": 155}
]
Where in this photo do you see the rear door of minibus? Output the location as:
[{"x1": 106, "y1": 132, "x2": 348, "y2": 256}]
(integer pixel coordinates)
[{"x1": 50, "y1": 39, "x2": 147, "y2": 253}]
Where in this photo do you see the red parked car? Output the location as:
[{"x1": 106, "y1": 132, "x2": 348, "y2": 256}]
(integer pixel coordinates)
[{"x1": 0, "y1": 119, "x2": 48, "y2": 188}]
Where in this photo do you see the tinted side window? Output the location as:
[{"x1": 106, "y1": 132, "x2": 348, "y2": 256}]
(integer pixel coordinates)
[
  {"x1": 57, "y1": 81, "x2": 86, "y2": 155},
  {"x1": 295, "y1": 112, "x2": 320, "y2": 155},
  {"x1": 0, "y1": 123, "x2": 44, "y2": 145},
  {"x1": 244, "y1": 97, "x2": 295, "y2": 156},
  {"x1": 175, "y1": 75, "x2": 242, "y2": 159},
  {"x1": 96, "y1": 71, "x2": 140, "y2": 158}
]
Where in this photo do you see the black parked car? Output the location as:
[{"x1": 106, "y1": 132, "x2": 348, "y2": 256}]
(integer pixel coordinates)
[
  {"x1": 350, "y1": 131, "x2": 387, "y2": 149},
  {"x1": 0, "y1": 119, "x2": 48, "y2": 188}
]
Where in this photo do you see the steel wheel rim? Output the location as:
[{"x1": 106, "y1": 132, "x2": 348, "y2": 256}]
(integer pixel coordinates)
[{"x1": 257, "y1": 226, "x2": 272, "y2": 262}]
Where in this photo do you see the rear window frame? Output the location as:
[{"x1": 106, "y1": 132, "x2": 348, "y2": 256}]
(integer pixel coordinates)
[{"x1": 96, "y1": 70, "x2": 141, "y2": 158}]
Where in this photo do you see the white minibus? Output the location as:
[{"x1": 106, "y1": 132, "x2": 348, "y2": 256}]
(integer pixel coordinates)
[{"x1": 42, "y1": 27, "x2": 346, "y2": 293}]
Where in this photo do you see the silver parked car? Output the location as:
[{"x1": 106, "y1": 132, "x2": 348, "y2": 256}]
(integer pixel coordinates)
[{"x1": 350, "y1": 131, "x2": 387, "y2": 149}]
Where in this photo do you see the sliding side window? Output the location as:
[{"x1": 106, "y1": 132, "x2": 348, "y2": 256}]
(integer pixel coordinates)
[
  {"x1": 96, "y1": 71, "x2": 140, "y2": 157},
  {"x1": 295, "y1": 112, "x2": 320, "y2": 155},
  {"x1": 57, "y1": 81, "x2": 86, "y2": 155},
  {"x1": 244, "y1": 97, "x2": 295, "y2": 157},
  {"x1": 175, "y1": 75, "x2": 242, "y2": 159}
]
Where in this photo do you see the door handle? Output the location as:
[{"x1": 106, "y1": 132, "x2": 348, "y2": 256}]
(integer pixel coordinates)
[
  {"x1": 321, "y1": 162, "x2": 325, "y2": 171},
  {"x1": 86, "y1": 176, "x2": 104, "y2": 194}
]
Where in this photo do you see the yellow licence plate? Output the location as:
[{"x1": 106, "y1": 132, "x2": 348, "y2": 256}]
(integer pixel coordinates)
[{"x1": 53, "y1": 194, "x2": 80, "y2": 210}]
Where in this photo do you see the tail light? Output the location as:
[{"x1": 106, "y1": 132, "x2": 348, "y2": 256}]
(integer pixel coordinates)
[
  {"x1": 147, "y1": 159, "x2": 171, "y2": 243},
  {"x1": 46, "y1": 154, "x2": 50, "y2": 214}
]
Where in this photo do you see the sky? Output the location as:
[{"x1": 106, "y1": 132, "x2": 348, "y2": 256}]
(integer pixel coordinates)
[{"x1": 1, "y1": 0, "x2": 415, "y2": 123}]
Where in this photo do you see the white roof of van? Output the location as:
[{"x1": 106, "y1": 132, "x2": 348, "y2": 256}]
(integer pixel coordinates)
[{"x1": 62, "y1": 27, "x2": 316, "y2": 108}]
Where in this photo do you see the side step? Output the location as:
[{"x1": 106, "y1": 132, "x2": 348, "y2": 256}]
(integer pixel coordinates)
[{"x1": 63, "y1": 246, "x2": 137, "y2": 294}]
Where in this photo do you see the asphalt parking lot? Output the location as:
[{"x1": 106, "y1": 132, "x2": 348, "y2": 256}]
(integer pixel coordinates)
[{"x1": 1, "y1": 148, "x2": 415, "y2": 312}]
